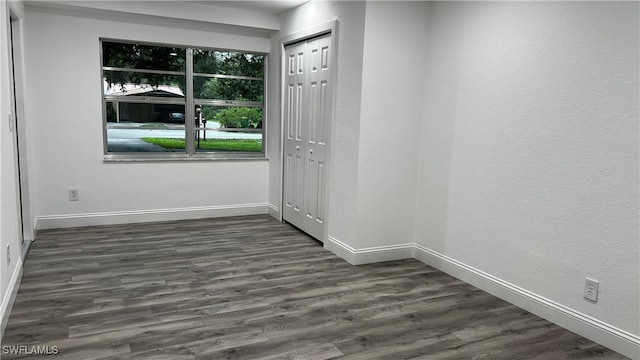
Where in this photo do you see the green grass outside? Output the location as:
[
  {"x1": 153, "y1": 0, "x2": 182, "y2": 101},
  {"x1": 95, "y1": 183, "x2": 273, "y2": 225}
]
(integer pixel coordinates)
[{"x1": 142, "y1": 137, "x2": 262, "y2": 152}]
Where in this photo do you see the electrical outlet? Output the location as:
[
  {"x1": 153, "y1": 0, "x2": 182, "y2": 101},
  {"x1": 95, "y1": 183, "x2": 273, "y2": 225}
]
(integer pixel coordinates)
[
  {"x1": 69, "y1": 188, "x2": 79, "y2": 201},
  {"x1": 584, "y1": 278, "x2": 599, "y2": 302},
  {"x1": 6, "y1": 244, "x2": 10, "y2": 265}
]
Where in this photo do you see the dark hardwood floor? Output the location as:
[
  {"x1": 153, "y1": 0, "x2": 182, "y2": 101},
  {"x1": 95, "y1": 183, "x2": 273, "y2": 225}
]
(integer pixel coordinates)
[{"x1": 1, "y1": 215, "x2": 628, "y2": 359}]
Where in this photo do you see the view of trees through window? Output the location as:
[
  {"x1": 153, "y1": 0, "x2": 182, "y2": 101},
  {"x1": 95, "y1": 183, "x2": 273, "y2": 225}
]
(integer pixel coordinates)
[{"x1": 102, "y1": 40, "x2": 265, "y2": 156}]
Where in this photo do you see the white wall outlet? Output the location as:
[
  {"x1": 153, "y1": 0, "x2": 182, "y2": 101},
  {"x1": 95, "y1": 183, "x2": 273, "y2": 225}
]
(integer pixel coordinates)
[
  {"x1": 69, "y1": 188, "x2": 79, "y2": 201},
  {"x1": 584, "y1": 278, "x2": 599, "y2": 302},
  {"x1": 6, "y1": 244, "x2": 10, "y2": 265}
]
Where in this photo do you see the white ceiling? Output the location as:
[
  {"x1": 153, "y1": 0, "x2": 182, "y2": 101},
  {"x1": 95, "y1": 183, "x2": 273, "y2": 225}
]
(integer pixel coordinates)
[
  {"x1": 194, "y1": 0, "x2": 308, "y2": 14},
  {"x1": 24, "y1": 0, "x2": 294, "y2": 35}
]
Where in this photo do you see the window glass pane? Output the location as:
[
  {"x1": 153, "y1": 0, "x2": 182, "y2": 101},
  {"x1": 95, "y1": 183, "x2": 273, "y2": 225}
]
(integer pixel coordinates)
[
  {"x1": 193, "y1": 50, "x2": 264, "y2": 77},
  {"x1": 193, "y1": 77, "x2": 263, "y2": 102},
  {"x1": 101, "y1": 40, "x2": 266, "y2": 158},
  {"x1": 106, "y1": 102, "x2": 186, "y2": 153},
  {"x1": 193, "y1": 105, "x2": 263, "y2": 153},
  {"x1": 102, "y1": 41, "x2": 186, "y2": 72},
  {"x1": 104, "y1": 71, "x2": 186, "y2": 98}
]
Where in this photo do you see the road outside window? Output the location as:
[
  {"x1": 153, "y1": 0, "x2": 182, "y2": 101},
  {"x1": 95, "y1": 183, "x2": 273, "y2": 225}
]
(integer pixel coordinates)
[{"x1": 101, "y1": 40, "x2": 265, "y2": 159}]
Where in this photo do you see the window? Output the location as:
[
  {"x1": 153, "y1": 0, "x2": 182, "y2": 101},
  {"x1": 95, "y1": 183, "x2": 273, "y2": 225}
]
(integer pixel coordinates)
[{"x1": 101, "y1": 40, "x2": 265, "y2": 160}]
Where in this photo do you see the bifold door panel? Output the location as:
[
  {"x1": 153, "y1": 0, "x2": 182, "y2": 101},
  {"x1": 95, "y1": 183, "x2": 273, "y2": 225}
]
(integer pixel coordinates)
[{"x1": 283, "y1": 34, "x2": 332, "y2": 241}]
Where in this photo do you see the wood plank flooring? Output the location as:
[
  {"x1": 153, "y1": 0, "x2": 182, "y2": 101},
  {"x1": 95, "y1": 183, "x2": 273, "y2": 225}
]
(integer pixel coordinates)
[{"x1": 1, "y1": 215, "x2": 628, "y2": 359}]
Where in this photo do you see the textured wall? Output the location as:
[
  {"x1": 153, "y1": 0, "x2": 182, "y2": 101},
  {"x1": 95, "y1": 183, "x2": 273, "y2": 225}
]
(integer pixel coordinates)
[
  {"x1": 278, "y1": 1, "x2": 367, "y2": 246},
  {"x1": 355, "y1": 1, "x2": 428, "y2": 249},
  {"x1": 415, "y1": 1, "x2": 639, "y2": 336},
  {"x1": 23, "y1": 10, "x2": 270, "y2": 224},
  {"x1": 0, "y1": 0, "x2": 25, "y2": 336},
  {"x1": 267, "y1": 31, "x2": 281, "y2": 215}
]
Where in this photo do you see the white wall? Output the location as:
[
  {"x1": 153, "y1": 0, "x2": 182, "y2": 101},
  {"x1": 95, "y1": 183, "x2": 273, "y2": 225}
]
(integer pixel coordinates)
[
  {"x1": 8, "y1": 0, "x2": 639, "y2": 356},
  {"x1": 276, "y1": 1, "x2": 430, "y2": 254},
  {"x1": 23, "y1": 9, "x2": 271, "y2": 229},
  {"x1": 276, "y1": 1, "x2": 639, "y2": 356},
  {"x1": 275, "y1": 1, "x2": 367, "y2": 247},
  {"x1": 415, "y1": 0, "x2": 639, "y2": 348},
  {"x1": 266, "y1": 30, "x2": 281, "y2": 218},
  {"x1": 1, "y1": 0, "x2": 25, "y2": 339},
  {"x1": 355, "y1": 1, "x2": 428, "y2": 250}
]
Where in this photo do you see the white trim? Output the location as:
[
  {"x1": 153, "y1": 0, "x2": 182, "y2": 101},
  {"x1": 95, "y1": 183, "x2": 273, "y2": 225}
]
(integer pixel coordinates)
[
  {"x1": 34, "y1": 203, "x2": 269, "y2": 230},
  {"x1": 1, "y1": 257, "x2": 23, "y2": 341},
  {"x1": 279, "y1": 20, "x2": 339, "y2": 241},
  {"x1": 7, "y1": 0, "x2": 25, "y2": 19},
  {"x1": 325, "y1": 236, "x2": 413, "y2": 265},
  {"x1": 324, "y1": 236, "x2": 357, "y2": 264},
  {"x1": 323, "y1": 235, "x2": 639, "y2": 359},
  {"x1": 268, "y1": 203, "x2": 279, "y2": 218},
  {"x1": 412, "y1": 244, "x2": 640, "y2": 360},
  {"x1": 281, "y1": 19, "x2": 337, "y2": 47}
]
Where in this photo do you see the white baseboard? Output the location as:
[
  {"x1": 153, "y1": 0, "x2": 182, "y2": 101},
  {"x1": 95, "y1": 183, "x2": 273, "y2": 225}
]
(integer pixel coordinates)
[
  {"x1": 323, "y1": 235, "x2": 639, "y2": 359},
  {"x1": 268, "y1": 203, "x2": 280, "y2": 219},
  {"x1": 412, "y1": 244, "x2": 640, "y2": 360},
  {"x1": 1, "y1": 257, "x2": 23, "y2": 342},
  {"x1": 34, "y1": 203, "x2": 269, "y2": 230},
  {"x1": 325, "y1": 236, "x2": 413, "y2": 265}
]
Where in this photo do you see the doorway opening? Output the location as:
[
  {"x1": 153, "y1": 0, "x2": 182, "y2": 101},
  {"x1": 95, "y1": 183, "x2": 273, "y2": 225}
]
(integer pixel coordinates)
[{"x1": 9, "y1": 12, "x2": 32, "y2": 257}]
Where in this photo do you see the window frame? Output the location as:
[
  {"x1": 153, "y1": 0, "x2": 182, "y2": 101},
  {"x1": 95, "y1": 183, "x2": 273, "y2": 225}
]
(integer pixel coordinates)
[{"x1": 100, "y1": 38, "x2": 267, "y2": 161}]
